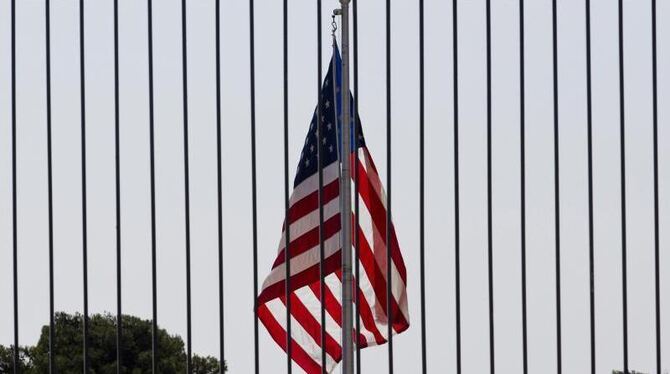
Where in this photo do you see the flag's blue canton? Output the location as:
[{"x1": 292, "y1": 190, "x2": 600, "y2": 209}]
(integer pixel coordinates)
[{"x1": 294, "y1": 46, "x2": 365, "y2": 188}]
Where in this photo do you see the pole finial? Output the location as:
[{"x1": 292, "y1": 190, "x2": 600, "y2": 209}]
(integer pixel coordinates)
[{"x1": 331, "y1": 12, "x2": 338, "y2": 41}]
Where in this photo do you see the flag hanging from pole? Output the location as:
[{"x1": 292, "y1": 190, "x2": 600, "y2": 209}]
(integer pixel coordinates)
[{"x1": 257, "y1": 44, "x2": 409, "y2": 374}]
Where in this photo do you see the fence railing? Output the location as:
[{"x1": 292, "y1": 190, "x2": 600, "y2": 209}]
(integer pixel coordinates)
[{"x1": 3, "y1": 0, "x2": 666, "y2": 373}]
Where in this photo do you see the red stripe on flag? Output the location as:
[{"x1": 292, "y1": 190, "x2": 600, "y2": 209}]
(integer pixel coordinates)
[
  {"x1": 258, "y1": 249, "x2": 341, "y2": 304},
  {"x1": 353, "y1": 215, "x2": 410, "y2": 329},
  {"x1": 308, "y1": 281, "x2": 343, "y2": 327},
  {"x1": 333, "y1": 270, "x2": 387, "y2": 347},
  {"x1": 273, "y1": 214, "x2": 341, "y2": 270},
  {"x1": 257, "y1": 303, "x2": 323, "y2": 374},
  {"x1": 280, "y1": 294, "x2": 343, "y2": 361},
  {"x1": 354, "y1": 157, "x2": 407, "y2": 282},
  {"x1": 284, "y1": 179, "x2": 339, "y2": 228}
]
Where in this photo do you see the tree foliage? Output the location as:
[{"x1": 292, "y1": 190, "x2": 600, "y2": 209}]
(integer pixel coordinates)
[
  {"x1": 0, "y1": 345, "x2": 31, "y2": 372},
  {"x1": 0, "y1": 312, "x2": 225, "y2": 373}
]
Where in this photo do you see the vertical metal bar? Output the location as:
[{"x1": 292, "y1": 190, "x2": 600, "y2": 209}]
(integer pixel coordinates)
[
  {"x1": 179, "y1": 0, "x2": 193, "y2": 371},
  {"x1": 551, "y1": 1, "x2": 562, "y2": 373},
  {"x1": 315, "y1": 1, "x2": 327, "y2": 373},
  {"x1": 146, "y1": 0, "x2": 159, "y2": 370},
  {"x1": 282, "y1": 0, "x2": 292, "y2": 372},
  {"x1": 485, "y1": 0, "x2": 495, "y2": 372},
  {"x1": 214, "y1": 0, "x2": 225, "y2": 371},
  {"x1": 651, "y1": 0, "x2": 661, "y2": 373},
  {"x1": 518, "y1": 0, "x2": 528, "y2": 372},
  {"x1": 352, "y1": 0, "x2": 362, "y2": 372},
  {"x1": 339, "y1": 2, "x2": 354, "y2": 373},
  {"x1": 384, "y1": 0, "x2": 393, "y2": 371},
  {"x1": 10, "y1": 0, "x2": 19, "y2": 371},
  {"x1": 78, "y1": 0, "x2": 90, "y2": 371},
  {"x1": 352, "y1": 1, "x2": 363, "y2": 372},
  {"x1": 45, "y1": 0, "x2": 56, "y2": 372},
  {"x1": 418, "y1": 0, "x2": 427, "y2": 372},
  {"x1": 248, "y1": 0, "x2": 260, "y2": 371},
  {"x1": 452, "y1": 0, "x2": 462, "y2": 372},
  {"x1": 617, "y1": 0, "x2": 629, "y2": 371},
  {"x1": 584, "y1": 0, "x2": 596, "y2": 372},
  {"x1": 113, "y1": 0, "x2": 123, "y2": 371}
]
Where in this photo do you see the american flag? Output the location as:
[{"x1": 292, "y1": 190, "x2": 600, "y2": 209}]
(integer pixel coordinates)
[{"x1": 257, "y1": 45, "x2": 409, "y2": 374}]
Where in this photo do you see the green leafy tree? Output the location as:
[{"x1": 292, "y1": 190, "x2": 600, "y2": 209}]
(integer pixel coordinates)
[
  {"x1": 192, "y1": 355, "x2": 222, "y2": 374},
  {"x1": 1, "y1": 312, "x2": 225, "y2": 373},
  {"x1": 0, "y1": 345, "x2": 31, "y2": 372}
]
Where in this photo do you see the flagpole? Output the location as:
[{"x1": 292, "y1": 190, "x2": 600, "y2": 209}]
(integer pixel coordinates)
[{"x1": 338, "y1": 0, "x2": 354, "y2": 373}]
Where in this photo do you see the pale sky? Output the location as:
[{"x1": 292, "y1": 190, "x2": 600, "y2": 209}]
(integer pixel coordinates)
[{"x1": 1, "y1": 0, "x2": 669, "y2": 373}]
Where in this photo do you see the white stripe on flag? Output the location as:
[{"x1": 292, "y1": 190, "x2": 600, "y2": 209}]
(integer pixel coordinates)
[
  {"x1": 356, "y1": 194, "x2": 410, "y2": 324},
  {"x1": 277, "y1": 196, "x2": 340, "y2": 252},
  {"x1": 266, "y1": 297, "x2": 339, "y2": 372},
  {"x1": 289, "y1": 162, "x2": 340, "y2": 206},
  {"x1": 261, "y1": 233, "x2": 340, "y2": 291}
]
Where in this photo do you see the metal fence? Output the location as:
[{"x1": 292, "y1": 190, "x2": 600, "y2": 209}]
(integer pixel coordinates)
[{"x1": 3, "y1": 0, "x2": 667, "y2": 373}]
